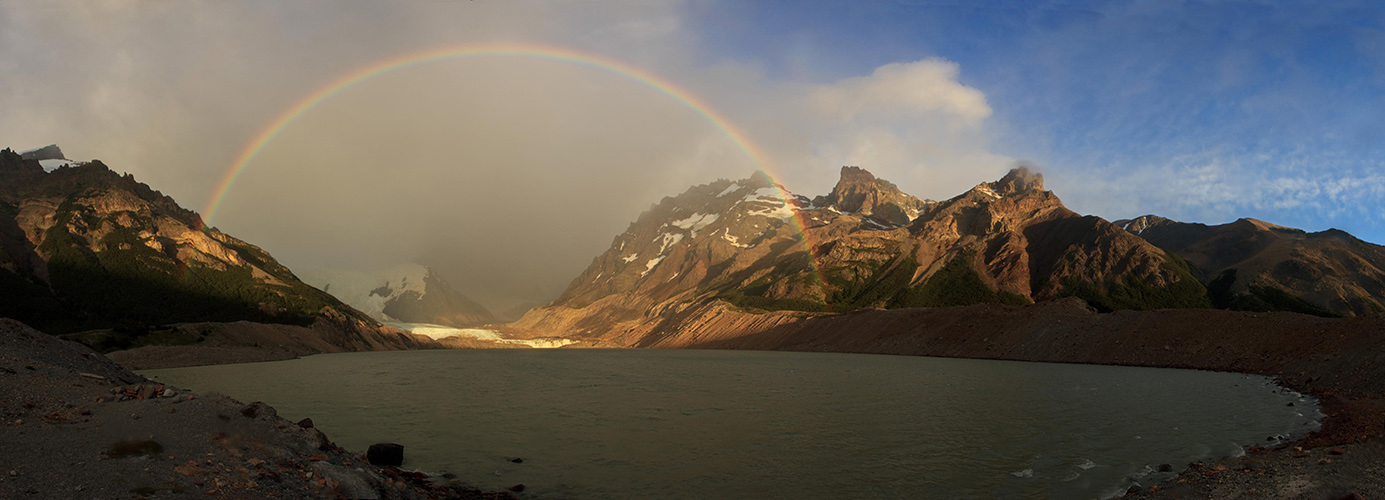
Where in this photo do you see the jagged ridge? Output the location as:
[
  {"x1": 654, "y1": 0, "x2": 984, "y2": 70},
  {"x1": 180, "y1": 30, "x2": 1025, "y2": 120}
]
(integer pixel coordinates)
[{"x1": 513, "y1": 165, "x2": 1209, "y2": 343}]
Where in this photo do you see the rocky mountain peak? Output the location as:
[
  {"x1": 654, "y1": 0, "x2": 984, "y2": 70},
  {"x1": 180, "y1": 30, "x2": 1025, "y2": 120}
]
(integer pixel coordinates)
[
  {"x1": 18, "y1": 145, "x2": 64, "y2": 162},
  {"x1": 824, "y1": 166, "x2": 884, "y2": 212},
  {"x1": 1115, "y1": 214, "x2": 1174, "y2": 235},
  {"x1": 991, "y1": 166, "x2": 1044, "y2": 195},
  {"x1": 816, "y1": 166, "x2": 930, "y2": 226}
]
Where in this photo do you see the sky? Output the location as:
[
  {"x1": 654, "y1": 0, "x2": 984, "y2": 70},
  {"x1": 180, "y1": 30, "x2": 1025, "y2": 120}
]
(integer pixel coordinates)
[{"x1": 1, "y1": 0, "x2": 1382, "y2": 313}]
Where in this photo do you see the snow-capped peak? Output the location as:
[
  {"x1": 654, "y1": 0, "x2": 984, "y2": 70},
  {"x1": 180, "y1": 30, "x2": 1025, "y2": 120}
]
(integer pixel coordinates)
[{"x1": 299, "y1": 264, "x2": 431, "y2": 321}]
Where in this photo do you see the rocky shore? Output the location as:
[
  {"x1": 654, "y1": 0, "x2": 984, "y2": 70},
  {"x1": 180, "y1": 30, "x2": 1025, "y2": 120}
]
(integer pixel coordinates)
[{"x1": 0, "y1": 318, "x2": 516, "y2": 500}]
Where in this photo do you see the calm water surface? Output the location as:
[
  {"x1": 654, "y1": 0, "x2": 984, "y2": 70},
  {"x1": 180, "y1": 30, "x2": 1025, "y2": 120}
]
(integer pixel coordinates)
[{"x1": 144, "y1": 349, "x2": 1319, "y2": 500}]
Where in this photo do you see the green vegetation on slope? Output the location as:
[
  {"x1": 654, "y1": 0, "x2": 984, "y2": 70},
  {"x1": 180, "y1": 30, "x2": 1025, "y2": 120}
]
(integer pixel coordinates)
[
  {"x1": 1059, "y1": 254, "x2": 1211, "y2": 312},
  {"x1": 1207, "y1": 268, "x2": 1339, "y2": 317},
  {"x1": 891, "y1": 251, "x2": 1029, "y2": 308},
  {"x1": 827, "y1": 255, "x2": 919, "y2": 312},
  {"x1": 718, "y1": 248, "x2": 1032, "y2": 313}
]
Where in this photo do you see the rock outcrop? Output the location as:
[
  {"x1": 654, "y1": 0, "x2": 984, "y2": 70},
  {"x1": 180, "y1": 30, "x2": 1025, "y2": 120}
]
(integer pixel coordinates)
[
  {"x1": 17, "y1": 144, "x2": 64, "y2": 162},
  {"x1": 812, "y1": 166, "x2": 933, "y2": 225}
]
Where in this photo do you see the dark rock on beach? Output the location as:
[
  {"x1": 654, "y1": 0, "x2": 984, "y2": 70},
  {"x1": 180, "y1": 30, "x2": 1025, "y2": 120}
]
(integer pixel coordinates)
[
  {"x1": 240, "y1": 401, "x2": 276, "y2": 419},
  {"x1": 368, "y1": 443, "x2": 405, "y2": 466}
]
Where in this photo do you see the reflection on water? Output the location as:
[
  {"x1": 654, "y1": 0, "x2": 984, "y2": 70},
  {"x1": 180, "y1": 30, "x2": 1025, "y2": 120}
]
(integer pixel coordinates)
[{"x1": 145, "y1": 349, "x2": 1319, "y2": 500}]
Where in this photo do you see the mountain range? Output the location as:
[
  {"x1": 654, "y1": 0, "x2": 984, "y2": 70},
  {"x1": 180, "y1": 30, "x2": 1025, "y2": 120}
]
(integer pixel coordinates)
[
  {"x1": 4, "y1": 144, "x2": 1382, "y2": 359},
  {"x1": 512, "y1": 165, "x2": 1385, "y2": 345}
]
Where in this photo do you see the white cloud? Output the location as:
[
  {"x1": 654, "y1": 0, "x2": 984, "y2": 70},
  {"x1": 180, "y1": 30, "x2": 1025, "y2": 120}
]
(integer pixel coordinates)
[
  {"x1": 810, "y1": 59, "x2": 992, "y2": 125},
  {"x1": 768, "y1": 58, "x2": 1012, "y2": 200},
  {"x1": 1052, "y1": 151, "x2": 1385, "y2": 230}
]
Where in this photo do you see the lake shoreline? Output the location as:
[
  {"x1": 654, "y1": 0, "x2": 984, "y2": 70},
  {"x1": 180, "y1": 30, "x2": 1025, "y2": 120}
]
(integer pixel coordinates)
[{"x1": 49, "y1": 299, "x2": 1385, "y2": 498}]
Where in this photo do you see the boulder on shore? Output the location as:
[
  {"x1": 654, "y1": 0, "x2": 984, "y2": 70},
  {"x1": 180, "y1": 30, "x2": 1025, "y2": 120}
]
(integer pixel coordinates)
[{"x1": 368, "y1": 443, "x2": 404, "y2": 466}]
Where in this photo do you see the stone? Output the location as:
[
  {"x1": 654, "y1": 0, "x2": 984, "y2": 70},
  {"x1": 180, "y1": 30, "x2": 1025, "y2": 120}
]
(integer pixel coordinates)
[
  {"x1": 175, "y1": 462, "x2": 203, "y2": 476},
  {"x1": 366, "y1": 443, "x2": 404, "y2": 467},
  {"x1": 1157, "y1": 463, "x2": 1173, "y2": 472},
  {"x1": 161, "y1": 389, "x2": 175, "y2": 398},
  {"x1": 297, "y1": 417, "x2": 314, "y2": 429},
  {"x1": 310, "y1": 462, "x2": 380, "y2": 500},
  {"x1": 240, "y1": 402, "x2": 276, "y2": 419},
  {"x1": 305, "y1": 428, "x2": 333, "y2": 451},
  {"x1": 510, "y1": 457, "x2": 524, "y2": 464},
  {"x1": 508, "y1": 484, "x2": 526, "y2": 492}
]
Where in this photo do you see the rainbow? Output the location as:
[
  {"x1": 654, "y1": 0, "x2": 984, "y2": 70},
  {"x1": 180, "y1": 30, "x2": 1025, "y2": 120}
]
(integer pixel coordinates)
[{"x1": 207, "y1": 43, "x2": 826, "y2": 298}]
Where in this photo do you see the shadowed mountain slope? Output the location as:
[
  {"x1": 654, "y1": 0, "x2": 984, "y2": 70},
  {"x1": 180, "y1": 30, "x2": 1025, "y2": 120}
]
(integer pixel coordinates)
[
  {"x1": 0, "y1": 147, "x2": 434, "y2": 356},
  {"x1": 1116, "y1": 215, "x2": 1385, "y2": 316}
]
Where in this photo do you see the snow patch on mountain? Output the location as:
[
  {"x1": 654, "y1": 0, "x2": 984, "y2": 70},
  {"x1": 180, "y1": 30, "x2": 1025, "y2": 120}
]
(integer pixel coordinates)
[
  {"x1": 747, "y1": 200, "x2": 797, "y2": 220},
  {"x1": 641, "y1": 256, "x2": 665, "y2": 277},
  {"x1": 38, "y1": 159, "x2": 78, "y2": 172},
  {"x1": 741, "y1": 187, "x2": 781, "y2": 203},
  {"x1": 657, "y1": 232, "x2": 683, "y2": 253},
  {"x1": 721, "y1": 229, "x2": 750, "y2": 248},
  {"x1": 973, "y1": 184, "x2": 1002, "y2": 200},
  {"x1": 717, "y1": 185, "x2": 740, "y2": 197},
  {"x1": 670, "y1": 212, "x2": 719, "y2": 235}
]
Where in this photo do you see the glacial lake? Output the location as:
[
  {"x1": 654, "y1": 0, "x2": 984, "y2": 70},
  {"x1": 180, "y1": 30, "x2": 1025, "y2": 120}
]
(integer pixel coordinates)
[{"x1": 143, "y1": 349, "x2": 1320, "y2": 500}]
